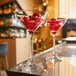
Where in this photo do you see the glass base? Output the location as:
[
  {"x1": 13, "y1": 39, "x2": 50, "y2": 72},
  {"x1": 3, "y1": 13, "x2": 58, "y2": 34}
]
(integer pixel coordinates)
[
  {"x1": 24, "y1": 60, "x2": 44, "y2": 74},
  {"x1": 47, "y1": 54, "x2": 62, "y2": 65},
  {"x1": 51, "y1": 54, "x2": 61, "y2": 64}
]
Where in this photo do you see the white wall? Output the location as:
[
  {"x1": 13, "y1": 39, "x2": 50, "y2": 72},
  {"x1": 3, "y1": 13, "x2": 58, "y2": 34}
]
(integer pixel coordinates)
[
  {"x1": 16, "y1": 32, "x2": 31, "y2": 64},
  {"x1": 16, "y1": 0, "x2": 34, "y2": 64},
  {"x1": 59, "y1": 0, "x2": 76, "y2": 18}
]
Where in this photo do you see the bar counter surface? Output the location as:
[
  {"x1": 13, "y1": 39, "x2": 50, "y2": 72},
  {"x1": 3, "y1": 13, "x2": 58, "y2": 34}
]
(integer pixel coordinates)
[{"x1": 6, "y1": 41, "x2": 76, "y2": 76}]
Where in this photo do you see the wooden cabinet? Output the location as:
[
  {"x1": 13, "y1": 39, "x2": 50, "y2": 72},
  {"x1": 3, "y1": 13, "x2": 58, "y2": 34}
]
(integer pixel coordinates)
[
  {"x1": 0, "y1": 38, "x2": 30, "y2": 68},
  {"x1": 0, "y1": 39, "x2": 16, "y2": 67}
]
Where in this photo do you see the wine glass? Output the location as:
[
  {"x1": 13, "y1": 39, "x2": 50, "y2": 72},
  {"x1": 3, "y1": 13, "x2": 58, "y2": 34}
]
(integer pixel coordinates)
[
  {"x1": 16, "y1": 10, "x2": 48, "y2": 73},
  {"x1": 46, "y1": 18, "x2": 67, "y2": 76}
]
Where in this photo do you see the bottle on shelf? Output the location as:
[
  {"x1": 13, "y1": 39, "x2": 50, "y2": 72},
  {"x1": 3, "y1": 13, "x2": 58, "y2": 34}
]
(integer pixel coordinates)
[
  {"x1": 3, "y1": 5, "x2": 8, "y2": 14},
  {"x1": 12, "y1": 3, "x2": 17, "y2": 13},
  {"x1": 0, "y1": 8, "x2": 3, "y2": 14},
  {"x1": 6, "y1": 18, "x2": 12, "y2": 26},
  {"x1": 0, "y1": 18, "x2": 4, "y2": 26},
  {"x1": 9, "y1": 29, "x2": 15, "y2": 38},
  {"x1": 8, "y1": 4, "x2": 12, "y2": 14},
  {"x1": 19, "y1": 29, "x2": 25, "y2": 38},
  {"x1": 14, "y1": 29, "x2": 19, "y2": 38},
  {"x1": 0, "y1": 30, "x2": 6, "y2": 38},
  {"x1": 3, "y1": 17, "x2": 6, "y2": 25},
  {"x1": 5, "y1": 29, "x2": 9, "y2": 38}
]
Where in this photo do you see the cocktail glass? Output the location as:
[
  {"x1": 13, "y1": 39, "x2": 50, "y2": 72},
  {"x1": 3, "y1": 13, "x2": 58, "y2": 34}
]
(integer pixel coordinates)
[
  {"x1": 16, "y1": 10, "x2": 48, "y2": 73},
  {"x1": 47, "y1": 18, "x2": 67, "y2": 76}
]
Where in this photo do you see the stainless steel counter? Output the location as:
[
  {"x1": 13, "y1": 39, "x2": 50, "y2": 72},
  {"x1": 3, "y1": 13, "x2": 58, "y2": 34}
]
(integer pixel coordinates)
[{"x1": 6, "y1": 42, "x2": 76, "y2": 76}]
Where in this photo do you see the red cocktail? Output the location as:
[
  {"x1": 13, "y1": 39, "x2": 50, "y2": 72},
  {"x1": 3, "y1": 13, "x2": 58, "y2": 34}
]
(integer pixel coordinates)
[
  {"x1": 17, "y1": 12, "x2": 44, "y2": 34},
  {"x1": 47, "y1": 18, "x2": 64, "y2": 34},
  {"x1": 47, "y1": 18, "x2": 66, "y2": 76},
  {"x1": 47, "y1": 18, "x2": 66, "y2": 56},
  {"x1": 16, "y1": 10, "x2": 47, "y2": 72}
]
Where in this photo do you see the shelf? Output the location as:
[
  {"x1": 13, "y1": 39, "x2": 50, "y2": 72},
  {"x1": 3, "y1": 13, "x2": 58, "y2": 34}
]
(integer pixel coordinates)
[
  {"x1": 0, "y1": 13, "x2": 14, "y2": 18},
  {"x1": 0, "y1": 26, "x2": 26, "y2": 38},
  {"x1": 0, "y1": 0, "x2": 24, "y2": 13},
  {"x1": 0, "y1": 37, "x2": 25, "y2": 39},
  {"x1": 0, "y1": 37, "x2": 13, "y2": 39},
  {"x1": 0, "y1": 0, "x2": 15, "y2": 7},
  {"x1": 0, "y1": 26, "x2": 26, "y2": 30},
  {"x1": 0, "y1": 0, "x2": 12, "y2": 6},
  {"x1": 0, "y1": 0, "x2": 26, "y2": 39}
]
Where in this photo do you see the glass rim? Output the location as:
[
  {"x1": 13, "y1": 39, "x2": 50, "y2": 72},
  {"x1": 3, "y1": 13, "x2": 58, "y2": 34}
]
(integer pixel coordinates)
[
  {"x1": 46, "y1": 18, "x2": 67, "y2": 23},
  {"x1": 47, "y1": 18, "x2": 66, "y2": 20},
  {"x1": 15, "y1": 10, "x2": 45, "y2": 16}
]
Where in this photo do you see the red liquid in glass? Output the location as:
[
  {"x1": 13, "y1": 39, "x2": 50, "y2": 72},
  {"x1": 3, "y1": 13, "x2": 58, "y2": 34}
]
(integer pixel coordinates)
[
  {"x1": 47, "y1": 18, "x2": 63, "y2": 34},
  {"x1": 17, "y1": 12, "x2": 43, "y2": 34}
]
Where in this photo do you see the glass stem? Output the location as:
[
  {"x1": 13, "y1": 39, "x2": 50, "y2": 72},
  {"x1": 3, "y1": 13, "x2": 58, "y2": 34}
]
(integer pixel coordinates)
[
  {"x1": 30, "y1": 34, "x2": 33, "y2": 61},
  {"x1": 52, "y1": 34, "x2": 56, "y2": 55},
  {"x1": 52, "y1": 34, "x2": 56, "y2": 76},
  {"x1": 53, "y1": 63, "x2": 55, "y2": 76}
]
